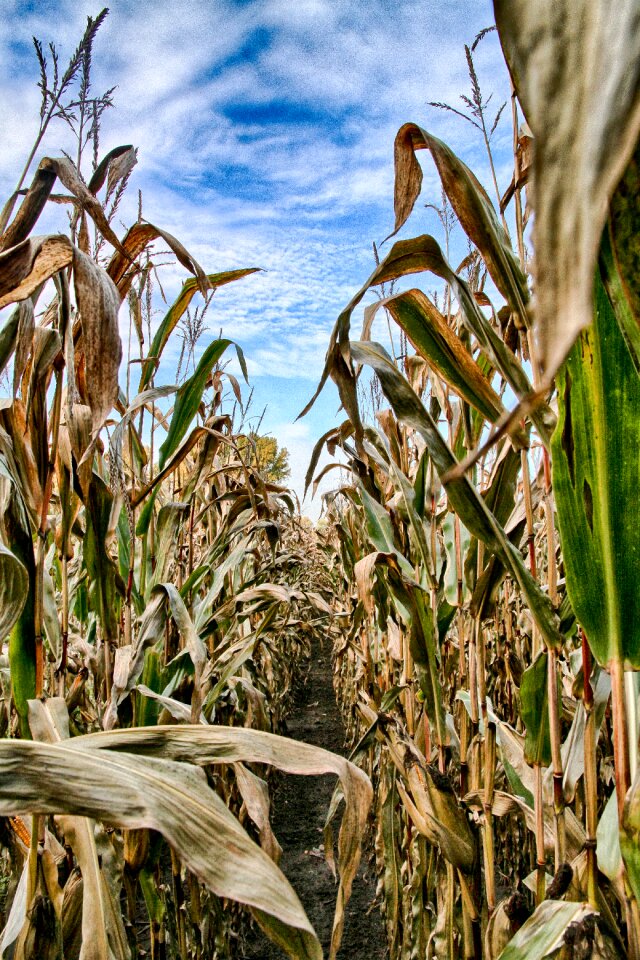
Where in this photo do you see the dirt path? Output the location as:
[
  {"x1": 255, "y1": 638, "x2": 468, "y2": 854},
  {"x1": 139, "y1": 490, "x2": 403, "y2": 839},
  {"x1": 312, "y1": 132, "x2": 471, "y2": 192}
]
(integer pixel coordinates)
[{"x1": 241, "y1": 642, "x2": 388, "y2": 959}]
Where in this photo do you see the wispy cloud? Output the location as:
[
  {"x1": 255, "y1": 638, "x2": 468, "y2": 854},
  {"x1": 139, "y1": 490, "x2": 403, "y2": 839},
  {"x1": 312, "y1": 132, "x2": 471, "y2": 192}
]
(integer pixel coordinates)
[{"x1": 1, "y1": 0, "x2": 511, "y2": 517}]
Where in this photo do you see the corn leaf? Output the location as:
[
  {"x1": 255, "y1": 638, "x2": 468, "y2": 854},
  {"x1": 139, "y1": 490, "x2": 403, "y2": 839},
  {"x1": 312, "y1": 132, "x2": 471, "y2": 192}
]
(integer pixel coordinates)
[
  {"x1": 390, "y1": 123, "x2": 530, "y2": 323},
  {"x1": 139, "y1": 270, "x2": 259, "y2": 390},
  {"x1": 520, "y1": 652, "x2": 553, "y2": 767},
  {"x1": 494, "y1": 0, "x2": 640, "y2": 378},
  {"x1": 0, "y1": 738, "x2": 322, "y2": 960},
  {"x1": 371, "y1": 288, "x2": 512, "y2": 428},
  {"x1": 88, "y1": 144, "x2": 137, "y2": 196},
  {"x1": 497, "y1": 900, "x2": 596, "y2": 960},
  {"x1": 0, "y1": 541, "x2": 28, "y2": 639},
  {"x1": 72, "y1": 725, "x2": 373, "y2": 960},
  {"x1": 551, "y1": 276, "x2": 640, "y2": 668},
  {"x1": 106, "y1": 220, "x2": 208, "y2": 298},
  {"x1": 73, "y1": 248, "x2": 122, "y2": 431},
  {"x1": 302, "y1": 234, "x2": 554, "y2": 445},
  {"x1": 601, "y1": 141, "x2": 640, "y2": 373},
  {"x1": 0, "y1": 306, "x2": 19, "y2": 375},
  {"x1": 0, "y1": 235, "x2": 73, "y2": 309},
  {"x1": 158, "y1": 338, "x2": 234, "y2": 470}
]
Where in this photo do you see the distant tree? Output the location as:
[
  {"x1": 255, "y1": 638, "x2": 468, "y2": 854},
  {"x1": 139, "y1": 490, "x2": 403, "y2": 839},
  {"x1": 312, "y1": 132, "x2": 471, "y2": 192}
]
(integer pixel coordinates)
[{"x1": 237, "y1": 432, "x2": 291, "y2": 483}]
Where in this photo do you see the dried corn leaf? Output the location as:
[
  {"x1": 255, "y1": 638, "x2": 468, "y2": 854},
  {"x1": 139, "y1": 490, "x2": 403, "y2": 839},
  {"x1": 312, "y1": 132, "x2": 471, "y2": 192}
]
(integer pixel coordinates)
[
  {"x1": 391, "y1": 123, "x2": 529, "y2": 323},
  {"x1": 106, "y1": 221, "x2": 210, "y2": 298},
  {"x1": 0, "y1": 738, "x2": 322, "y2": 960},
  {"x1": 28, "y1": 699, "x2": 125, "y2": 960},
  {"x1": 72, "y1": 725, "x2": 373, "y2": 960},
  {"x1": 495, "y1": 0, "x2": 640, "y2": 377},
  {"x1": 88, "y1": 145, "x2": 137, "y2": 196},
  {"x1": 72, "y1": 249, "x2": 122, "y2": 432},
  {"x1": 0, "y1": 235, "x2": 73, "y2": 310}
]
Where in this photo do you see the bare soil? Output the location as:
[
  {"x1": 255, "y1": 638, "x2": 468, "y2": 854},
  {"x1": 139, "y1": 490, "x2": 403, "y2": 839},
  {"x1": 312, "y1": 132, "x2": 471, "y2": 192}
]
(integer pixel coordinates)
[{"x1": 240, "y1": 642, "x2": 388, "y2": 959}]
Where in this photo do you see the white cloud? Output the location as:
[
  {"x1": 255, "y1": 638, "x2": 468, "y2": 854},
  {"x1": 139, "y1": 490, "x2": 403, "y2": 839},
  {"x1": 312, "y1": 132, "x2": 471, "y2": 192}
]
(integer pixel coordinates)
[{"x1": 1, "y1": 0, "x2": 513, "y2": 509}]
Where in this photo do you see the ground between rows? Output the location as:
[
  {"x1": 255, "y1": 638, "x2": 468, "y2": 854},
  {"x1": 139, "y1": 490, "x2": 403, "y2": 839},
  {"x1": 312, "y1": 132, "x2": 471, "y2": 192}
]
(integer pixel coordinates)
[{"x1": 241, "y1": 642, "x2": 387, "y2": 959}]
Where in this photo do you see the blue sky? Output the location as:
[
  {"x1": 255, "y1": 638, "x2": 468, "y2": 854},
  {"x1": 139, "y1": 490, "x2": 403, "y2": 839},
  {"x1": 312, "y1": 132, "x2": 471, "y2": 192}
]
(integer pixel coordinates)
[{"x1": 0, "y1": 0, "x2": 512, "y2": 517}]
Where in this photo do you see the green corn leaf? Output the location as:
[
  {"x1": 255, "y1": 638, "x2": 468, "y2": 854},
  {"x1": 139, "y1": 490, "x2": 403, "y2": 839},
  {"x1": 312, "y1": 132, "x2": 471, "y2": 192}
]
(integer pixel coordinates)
[
  {"x1": 359, "y1": 486, "x2": 414, "y2": 580},
  {"x1": 551, "y1": 275, "x2": 640, "y2": 667},
  {"x1": 597, "y1": 789, "x2": 622, "y2": 883},
  {"x1": 4, "y1": 530, "x2": 33, "y2": 740},
  {"x1": 600, "y1": 140, "x2": 640, "y2": 374},
  {"x1": 139, "y1": 270, "x2": 259, "y2": 390},
  {"x1": 158, "y1": 338, "x2": 233, "y2": 470},
  {"x1": 0, "y1": 540, "x2": 28, "y2": 640},
  {"x1": 408, "y1": 584, "x2": 447, "y2": 749},
  {"x1": 520, "y1": 651, "x2": 553, "y2": 767}
]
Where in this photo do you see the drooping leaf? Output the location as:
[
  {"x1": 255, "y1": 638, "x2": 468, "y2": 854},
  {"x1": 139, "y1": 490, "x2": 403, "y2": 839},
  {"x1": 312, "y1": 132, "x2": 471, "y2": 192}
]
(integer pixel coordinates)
[
  {"x1": 88, "y1": 144, "x2": 137, "y2": 196},
  {"x1": 302, "y1": 234, "x2": 554, "y2": 445},
  {"x1": 152, "y1": 582, "x2": 207, "y2": 675},
  {"x1": 407, "y1": 583, "x2": 448, "y2": 750},
  {"x1": 0, "y1": 165, "x2": 58, "y2": 250},
  {"x1": 0, "y1": 737, "x2": 322, "y2": 960},
  {"x1": 370, "y1": 288, "x2": 517, "y2": 430},
  {"x1": 494, "y1": 0, "x2": 640, "y2": 378},
  {"x1": 12, "y1": 300, "x2": 34, "y2": 398},
  {"x1": 390, "y1": 123, "x2": 530, "y2": 323},
  {"x1": 71, "y1": 725, "x2": 373, "y2": 960},
  {"x1": 359, "y1": 486, "x2": 413, "y2": 579},
  {"x1": 148, "y1": 501, "x2": 190, "y2": 592},
  {"x1": 0, "y1": 235, "x2": 73, "y2": 309},
  {"x1": 27, "y1": 698, "x2": 128, "y2": 960},
  {"x1": 106, "y1": 219, "x2": 208, "y2": 298},
  {"x1": 73, "y1": 248, "x2": 122, "y2": 431}
]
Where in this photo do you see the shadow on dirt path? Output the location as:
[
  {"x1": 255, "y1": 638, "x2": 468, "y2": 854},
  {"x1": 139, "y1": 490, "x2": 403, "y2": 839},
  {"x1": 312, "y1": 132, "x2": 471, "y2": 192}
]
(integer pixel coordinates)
[{"x1": 241, "y1": 641, "x2": 388, "y2": 959}]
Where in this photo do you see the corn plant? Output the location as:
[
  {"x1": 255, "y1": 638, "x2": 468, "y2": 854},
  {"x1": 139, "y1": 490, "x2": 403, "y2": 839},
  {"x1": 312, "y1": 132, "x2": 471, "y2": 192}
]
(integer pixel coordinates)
[
  {"x1": 0, "y1": 14, "x2": 372, "y2": 960},
  {"x1": 305, "y1": 3, "x2": 640, "y2": 958}
]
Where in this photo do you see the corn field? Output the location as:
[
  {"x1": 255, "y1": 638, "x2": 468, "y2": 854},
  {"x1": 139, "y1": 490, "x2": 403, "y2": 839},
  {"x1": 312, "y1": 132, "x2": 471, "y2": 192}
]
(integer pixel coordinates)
[{"x1": 0, "y1": 3, "x2": 640, "y2": 960}]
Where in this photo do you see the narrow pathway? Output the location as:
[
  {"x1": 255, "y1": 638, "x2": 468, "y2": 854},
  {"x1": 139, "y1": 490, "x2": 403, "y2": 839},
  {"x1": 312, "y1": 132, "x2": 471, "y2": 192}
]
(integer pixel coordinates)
[{"x1": 242, "y1": 642, "x2": 387, "y2": 959}]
